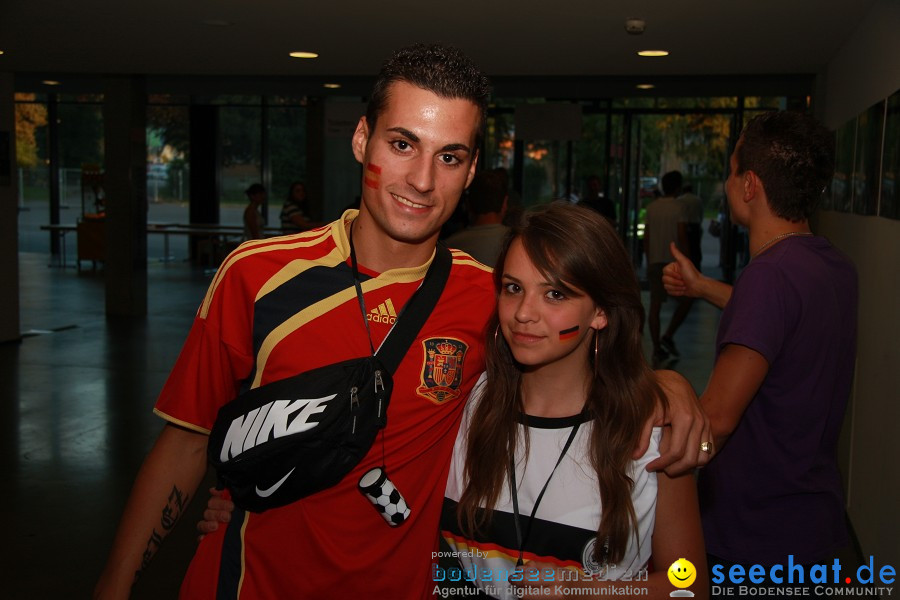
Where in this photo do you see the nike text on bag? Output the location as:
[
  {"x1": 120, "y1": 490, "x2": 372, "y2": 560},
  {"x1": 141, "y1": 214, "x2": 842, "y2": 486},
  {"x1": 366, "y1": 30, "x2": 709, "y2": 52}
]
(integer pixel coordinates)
[{"x1": 208, "y1": 355, "x2": 392, "y2": 513}]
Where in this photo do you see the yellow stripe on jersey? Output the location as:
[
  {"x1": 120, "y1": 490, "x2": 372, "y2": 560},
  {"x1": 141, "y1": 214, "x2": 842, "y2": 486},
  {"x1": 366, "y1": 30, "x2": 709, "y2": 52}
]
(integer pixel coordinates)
[
  {"x1": 449, "y1": 249, "x2": 494, "y2": 274},
  {"x1": 237, "y1": 511, "x2": 250, "y2": 597},
  {"x1": 250, "y1": 271, "x2": 425, "y2": 390},
  {"x1": 254, "y1": 246, "x2": 346, "y2": 303},
  {"x1": 152, "y1": 408, "x2": 213, "y2": 435},
  {"x1": 199, "y1": 227, "x2": 335, "y2": 319}
]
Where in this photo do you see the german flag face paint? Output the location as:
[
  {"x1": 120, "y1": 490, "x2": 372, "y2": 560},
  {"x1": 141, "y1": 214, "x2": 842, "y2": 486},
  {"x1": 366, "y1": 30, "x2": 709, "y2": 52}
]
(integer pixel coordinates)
[
  {"x1": 364, "y1": 162, "x2": 382, "y2": 190},
  {"x1": 559, "y1": 325, "x2": 579, "y2": 342}
]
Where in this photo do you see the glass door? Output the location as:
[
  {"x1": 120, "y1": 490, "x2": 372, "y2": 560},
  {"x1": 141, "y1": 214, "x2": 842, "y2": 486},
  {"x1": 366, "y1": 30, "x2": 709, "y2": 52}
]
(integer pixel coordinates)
[{"x1": 620, "y1": 111, "x2": 734, "y2": 275}]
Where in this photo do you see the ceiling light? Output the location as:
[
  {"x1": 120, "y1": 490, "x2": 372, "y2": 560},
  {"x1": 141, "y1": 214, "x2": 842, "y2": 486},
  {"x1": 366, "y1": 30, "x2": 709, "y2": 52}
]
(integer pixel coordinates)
[
  {"x1": 289, "y1": 51, "x2": 319, "y2": 59},
  {"x1": 42, "y1": 80, "x2": 61, "y2": 86},
  {"x1": 0, "y1": 50, "x2": 5, "y2": 56},
  {"x1": 636, "y1": 84, "x2": 655, "y2": 90},
  {"x1": 323, "y1": 83, "x2": 341, "y2": 89},
  {"x1": 637, "y1": 50, "x2": 669, "y2": 57}
]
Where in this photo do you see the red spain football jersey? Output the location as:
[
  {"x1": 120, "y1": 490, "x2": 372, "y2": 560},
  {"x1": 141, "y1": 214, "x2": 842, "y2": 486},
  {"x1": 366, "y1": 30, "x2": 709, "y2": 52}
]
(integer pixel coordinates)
[{"x1": 155, "y1": 211, "x2": 495, "y2": 599}]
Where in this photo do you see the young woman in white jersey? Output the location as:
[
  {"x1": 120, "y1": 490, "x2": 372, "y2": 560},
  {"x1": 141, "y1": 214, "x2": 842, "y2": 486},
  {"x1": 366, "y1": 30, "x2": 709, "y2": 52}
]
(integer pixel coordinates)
[{"x1": 440, "y1": 202, "x2": 706, "y2": 599}]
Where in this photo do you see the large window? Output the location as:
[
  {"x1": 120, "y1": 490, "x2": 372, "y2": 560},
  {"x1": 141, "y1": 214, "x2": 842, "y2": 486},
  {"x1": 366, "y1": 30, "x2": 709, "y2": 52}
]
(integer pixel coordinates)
[
  {"x1": 147, "y1": 100, "x2": 190, "y2": 228},
  {"x1": 218, "y1": 103, "x2": 263, "y2": 226},
  {"x1": 483, "y1": 111, "x2": 514, "y2": 171},
  {"x1": 145, "y1": 95, "x2": 309, "y2": 231},
  {"x1": 574, "y1": 112, "x2": 610, "y2": 201},
  {"x1": 17, "y1": 87, "x2": 800, "y2": 262},
  {"x1": 267, "y1": 100, "x2": 308, "y2": 223},
  {"x1": 15, "y1": 93, "x2": 104, "y2": 253},
  {"x1": 57, "y1": 97, "x2": 104, "y2": 215},
  {"x1": 522, "y1": 140, "x2": 569, "y2": 206}
]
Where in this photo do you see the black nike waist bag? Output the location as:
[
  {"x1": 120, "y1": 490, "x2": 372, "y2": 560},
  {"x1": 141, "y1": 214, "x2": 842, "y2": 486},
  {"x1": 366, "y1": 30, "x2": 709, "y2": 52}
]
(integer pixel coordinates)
[
  {"x1": 207, "y1": 355, "x2": 393, "y2": 513},
  {"x1": 206, "y1": 244, "x2": 451, "y2": 513}
]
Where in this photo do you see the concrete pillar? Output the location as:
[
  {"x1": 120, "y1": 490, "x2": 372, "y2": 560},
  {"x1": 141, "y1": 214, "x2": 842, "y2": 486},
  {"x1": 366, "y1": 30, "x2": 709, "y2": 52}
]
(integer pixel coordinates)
[
  {"x1": 0, "y1": 73, "x2": 20, "y2": 342},
  {"x1": 103, "y1": 76, "x2": 147, "y2": 317}
]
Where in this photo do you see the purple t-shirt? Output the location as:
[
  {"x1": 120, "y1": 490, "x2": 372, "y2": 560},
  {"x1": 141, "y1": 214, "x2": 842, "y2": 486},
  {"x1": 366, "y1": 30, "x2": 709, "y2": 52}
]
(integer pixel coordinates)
[{"x1": 698, "y1": 235, "x2": 858, "y2": 566}]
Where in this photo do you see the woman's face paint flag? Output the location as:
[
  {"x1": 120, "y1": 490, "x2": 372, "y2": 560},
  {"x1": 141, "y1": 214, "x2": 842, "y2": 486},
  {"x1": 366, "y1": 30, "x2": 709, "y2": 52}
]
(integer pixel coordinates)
[{"x1": 559, "y1": 325, "x2": 579, "y2": 342}]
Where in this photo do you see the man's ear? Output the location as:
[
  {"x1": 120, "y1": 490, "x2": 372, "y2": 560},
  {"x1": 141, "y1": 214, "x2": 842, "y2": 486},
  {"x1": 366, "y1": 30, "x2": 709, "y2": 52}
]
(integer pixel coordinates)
[
  {"x1": 351, "y1": 117, "x2": 369, "y2": 165},
  {"x1": 743, "y1": 170, "x2": 761, "y2": 203}
]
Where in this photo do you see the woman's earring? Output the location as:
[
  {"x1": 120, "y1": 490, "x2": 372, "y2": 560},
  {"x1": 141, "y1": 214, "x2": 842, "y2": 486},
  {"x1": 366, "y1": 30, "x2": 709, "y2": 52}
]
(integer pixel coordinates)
[{"x1": 592, "y1": 329, "x2": 600, "y2": 369}]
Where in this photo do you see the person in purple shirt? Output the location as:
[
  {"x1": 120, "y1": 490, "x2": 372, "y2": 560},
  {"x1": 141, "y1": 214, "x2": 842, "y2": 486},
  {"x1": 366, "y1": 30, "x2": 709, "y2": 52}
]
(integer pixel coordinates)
[{"x1": 663, "y1": 111, "x2": 858, "y2": 594}]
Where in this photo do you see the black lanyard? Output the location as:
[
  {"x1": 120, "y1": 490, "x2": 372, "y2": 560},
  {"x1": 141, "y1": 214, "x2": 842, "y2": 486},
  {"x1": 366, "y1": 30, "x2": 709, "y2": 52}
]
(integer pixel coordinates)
[
  {"x1": 348, "y1": 223, "x2": 378, "y2": 356},
  {"x1": 348, "y1": 224, "x2": 389, "y2": 465},
  {"x1": 508, "y1": 418, "x2": 582, "y2": 567}
]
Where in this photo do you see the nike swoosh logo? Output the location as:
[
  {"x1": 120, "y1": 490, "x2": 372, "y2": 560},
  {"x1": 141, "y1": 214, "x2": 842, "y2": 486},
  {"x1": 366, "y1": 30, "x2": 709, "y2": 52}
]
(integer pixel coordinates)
[{"x1": 255, "y1": 467, "x2": 296, "y2": 497}]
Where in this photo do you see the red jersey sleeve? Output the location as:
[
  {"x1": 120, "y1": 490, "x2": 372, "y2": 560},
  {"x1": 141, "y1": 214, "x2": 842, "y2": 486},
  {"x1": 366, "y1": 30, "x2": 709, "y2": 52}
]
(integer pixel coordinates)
[{"x1": 154, "y1": 259, "x2": 256, "y2": 433}]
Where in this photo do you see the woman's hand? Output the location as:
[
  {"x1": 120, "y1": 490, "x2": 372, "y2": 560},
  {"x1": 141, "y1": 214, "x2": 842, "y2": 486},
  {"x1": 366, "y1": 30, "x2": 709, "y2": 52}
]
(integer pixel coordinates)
[{"x1": 196, "y1": 487, "x2": 235, "y2": 541}]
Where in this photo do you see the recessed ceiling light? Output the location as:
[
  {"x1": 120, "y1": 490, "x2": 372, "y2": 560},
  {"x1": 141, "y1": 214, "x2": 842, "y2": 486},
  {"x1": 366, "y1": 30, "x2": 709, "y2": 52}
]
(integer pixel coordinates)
[
  {"x1": 637, "y1": 50, "x2": 669, "y2": 57},
  {"x1": 636, "y1": 84, "x2": 655, "y2": 90},
  {"x1": 289, "y1": 51, "x2": 319, "y2": 59},
  {"x1": 201, "y1": 19, "x2": 232, "y2": 27},
  {"x1": 0, "y1": 50, "x2": 5, "y2": 56},
  {"x1": 42, "y1": 80, "x2": 61, "y2": 86},
  {"x1": 323, "y1": 83, "x2": 341, "y2": 89}
]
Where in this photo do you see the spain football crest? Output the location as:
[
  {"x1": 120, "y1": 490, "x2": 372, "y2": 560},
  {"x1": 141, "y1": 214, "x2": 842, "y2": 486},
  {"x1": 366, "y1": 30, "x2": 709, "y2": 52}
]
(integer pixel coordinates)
[{"x1": 416, "y1": 337, "x2": 468, "y2": 404}]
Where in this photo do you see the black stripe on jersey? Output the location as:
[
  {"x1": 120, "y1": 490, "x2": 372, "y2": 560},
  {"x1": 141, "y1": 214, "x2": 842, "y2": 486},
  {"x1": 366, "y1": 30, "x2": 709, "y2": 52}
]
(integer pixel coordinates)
[
  {"x1": 252, "y1": 262, "x2": 364, "y2": 353},
  {"x1": 242, "y1": 262, "x2": 370, "y2": 392},
  {"x1": 216, "y1": 507, "x2": 246, "y2": 599},
  {"x1": 441, "y1": 497, "x2": 595, "y2": 565},
  {"x1": 516, "y1": 412, "x2": 591, "y2": 429}
]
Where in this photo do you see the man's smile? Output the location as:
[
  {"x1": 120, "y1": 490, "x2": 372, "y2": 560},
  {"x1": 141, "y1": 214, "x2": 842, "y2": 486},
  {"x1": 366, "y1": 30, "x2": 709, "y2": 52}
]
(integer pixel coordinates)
[{"x1": 390, "y1": 192, "x2": 429, "y2": 209}]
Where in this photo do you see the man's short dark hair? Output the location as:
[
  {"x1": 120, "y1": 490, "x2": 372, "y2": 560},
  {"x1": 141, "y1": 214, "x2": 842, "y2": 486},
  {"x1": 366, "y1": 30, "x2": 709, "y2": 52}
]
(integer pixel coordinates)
[
  {"x1": 466, "y1": 169, "x2": 508, "y2": 216},
  {"x1": 736, "y1": 111, "x2": 835, "y2": 222},
  {"x1": 245, "y1": 183, "x2": 266, "y2": 195},
  {"x1": 366, "y1": 43, "x2": 492, "y2": 148},
  {"x1": 661, "y1": 171, "x2": 683, "y2": 196}
]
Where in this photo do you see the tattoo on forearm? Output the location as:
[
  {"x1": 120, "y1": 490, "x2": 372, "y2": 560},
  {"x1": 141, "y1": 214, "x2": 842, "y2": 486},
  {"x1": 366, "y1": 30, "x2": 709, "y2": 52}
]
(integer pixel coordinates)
[{"x1": 132, "y1": 485, "x2": 192, "y2": 584}]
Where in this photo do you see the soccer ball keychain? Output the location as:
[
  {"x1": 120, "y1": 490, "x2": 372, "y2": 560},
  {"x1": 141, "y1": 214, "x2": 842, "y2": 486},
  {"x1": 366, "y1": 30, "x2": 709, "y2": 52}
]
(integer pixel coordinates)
[{"x1": 358, "y1": 466, "x2": 411, "y2": 527}]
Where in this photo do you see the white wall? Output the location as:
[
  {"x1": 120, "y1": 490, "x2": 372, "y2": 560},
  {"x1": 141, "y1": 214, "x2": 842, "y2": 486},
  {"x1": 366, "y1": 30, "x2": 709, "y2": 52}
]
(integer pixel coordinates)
[
  {"x1": 819, "y1": 0, "x2": 900, "y2": 565},
  {"x1": 823, "y1": 0, "x2": 900, "y2": 130},
  {"x1": 819, "y1": 212, "x2": 900, "y2": 564}
]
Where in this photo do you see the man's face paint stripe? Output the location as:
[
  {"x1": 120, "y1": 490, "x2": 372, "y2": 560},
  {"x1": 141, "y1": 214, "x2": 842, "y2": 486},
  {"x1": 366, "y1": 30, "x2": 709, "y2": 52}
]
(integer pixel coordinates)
[{"x1": 364, "y1": 162, "x2": 381, "y2": 190}]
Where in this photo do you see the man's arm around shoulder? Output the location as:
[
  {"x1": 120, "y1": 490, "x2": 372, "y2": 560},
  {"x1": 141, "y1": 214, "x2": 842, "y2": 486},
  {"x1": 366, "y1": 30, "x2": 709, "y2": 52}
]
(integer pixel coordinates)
[
  {"x1": 641, "y1": 369, "x2": 712, "y2": 476},
  {"x1": 94, "y1": 423, "x2": 209, "y2": 600}
]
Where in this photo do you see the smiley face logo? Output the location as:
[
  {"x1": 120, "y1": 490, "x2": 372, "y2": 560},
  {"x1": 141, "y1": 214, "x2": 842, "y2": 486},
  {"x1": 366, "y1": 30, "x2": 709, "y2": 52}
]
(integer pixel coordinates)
[{"x1": 668, "y1": 558, "x2": 697, "y2": 589}]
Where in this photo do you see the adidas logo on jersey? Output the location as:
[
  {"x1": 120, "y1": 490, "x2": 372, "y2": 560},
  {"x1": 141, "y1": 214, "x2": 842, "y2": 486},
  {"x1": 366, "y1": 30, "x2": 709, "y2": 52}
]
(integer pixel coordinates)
[
  {"x1": 367, "y1": 298, "x2": 397, "y2": 325},
  {"x1": 218, "y1": 395, "x2": 336, "y2": 462}
]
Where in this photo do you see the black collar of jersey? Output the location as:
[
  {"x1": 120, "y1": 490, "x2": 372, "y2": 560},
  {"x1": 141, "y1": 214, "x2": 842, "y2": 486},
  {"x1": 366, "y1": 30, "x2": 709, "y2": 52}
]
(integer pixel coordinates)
[{"x1": 517, "y1": 411, "x2": 591, "y2": 429}]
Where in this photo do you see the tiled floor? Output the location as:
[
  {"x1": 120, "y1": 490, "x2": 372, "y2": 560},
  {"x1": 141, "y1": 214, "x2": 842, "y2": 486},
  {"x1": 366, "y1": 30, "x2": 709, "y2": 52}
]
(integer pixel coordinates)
[
  {"x1": 5, "y1": 253, "x2": 218, "y2": 599},
  {"x1": 0, "y1": 246, "x2": 752, "y2": 598}
]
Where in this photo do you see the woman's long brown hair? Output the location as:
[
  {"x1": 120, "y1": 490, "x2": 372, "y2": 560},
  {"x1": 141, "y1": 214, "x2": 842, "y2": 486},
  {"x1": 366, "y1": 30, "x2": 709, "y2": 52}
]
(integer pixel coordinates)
[{"x1": 456, "y1": 202, "x2": 665, "y2": 564}]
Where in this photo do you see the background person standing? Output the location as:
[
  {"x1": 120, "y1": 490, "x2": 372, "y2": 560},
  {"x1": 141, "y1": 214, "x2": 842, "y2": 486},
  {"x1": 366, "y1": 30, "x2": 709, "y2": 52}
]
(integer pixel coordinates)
[
  {"x1": 664, "y1": 111, "x2": 857, "y2": 595},
  {"x1": 644, "y1": 170, "x2": 689, "y2": 364}
]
